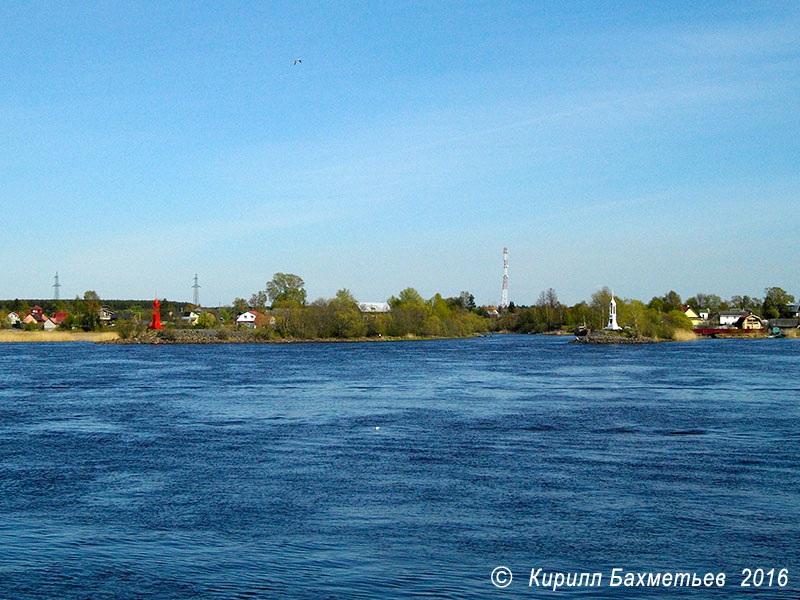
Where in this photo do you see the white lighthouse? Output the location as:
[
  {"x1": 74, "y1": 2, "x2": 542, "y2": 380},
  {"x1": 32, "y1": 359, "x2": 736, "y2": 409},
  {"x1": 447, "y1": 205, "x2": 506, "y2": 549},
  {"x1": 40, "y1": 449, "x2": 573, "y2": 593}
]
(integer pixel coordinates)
[{"x1": 605, "y1": 291, "x2": 622, "y2": 331}]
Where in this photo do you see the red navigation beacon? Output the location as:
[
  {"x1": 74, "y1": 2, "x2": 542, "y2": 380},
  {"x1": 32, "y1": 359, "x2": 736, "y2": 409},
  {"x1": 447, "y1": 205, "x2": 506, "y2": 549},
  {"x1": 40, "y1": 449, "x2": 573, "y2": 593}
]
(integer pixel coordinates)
[{"x1": 148, "y1": 298, "x2": 164, "y2": 330}]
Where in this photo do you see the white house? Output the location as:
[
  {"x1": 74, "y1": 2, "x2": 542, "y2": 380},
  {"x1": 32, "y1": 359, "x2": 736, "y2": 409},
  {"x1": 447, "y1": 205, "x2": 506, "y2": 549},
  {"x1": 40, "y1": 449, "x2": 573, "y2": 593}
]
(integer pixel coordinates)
[
  {"x1": 718, "y1": 309, "x2": 750, "y2": 327},
  {"x1": 6, "y1": 312, "x2": 21, "y2": 326},
  {"x1": 357, "y1": 302, "x2": 391, "y2": 313},
  {"x1": 236, "y1": 311, "x2": 274, "y2": 328}
]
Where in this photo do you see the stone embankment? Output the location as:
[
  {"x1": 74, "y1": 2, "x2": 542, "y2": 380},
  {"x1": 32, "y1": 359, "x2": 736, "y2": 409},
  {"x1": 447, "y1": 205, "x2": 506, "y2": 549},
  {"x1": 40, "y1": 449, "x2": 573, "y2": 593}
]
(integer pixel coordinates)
[
  {"x1": 104, "y1": 329, "x2": 454, "y2": 344},
  {"x1": 571, "y1": 332, "x2": 664, "y2": 344},
  {"x1": 105, "y1": 329, "x2": 268, "y2": 344}
]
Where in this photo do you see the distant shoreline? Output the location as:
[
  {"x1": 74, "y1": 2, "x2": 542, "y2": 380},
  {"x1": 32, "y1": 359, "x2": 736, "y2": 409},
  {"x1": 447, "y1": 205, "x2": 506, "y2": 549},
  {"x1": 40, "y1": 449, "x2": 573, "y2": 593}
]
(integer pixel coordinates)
[
  {"x1": 103, "y1": 329, "x2": 484, "y2": 345},
  {"x1": 0, "y1": 329, "x2": 486, "y2": 344},
  {"x1": 0, "y1": 328, "x2": 782, "y2": 345}
]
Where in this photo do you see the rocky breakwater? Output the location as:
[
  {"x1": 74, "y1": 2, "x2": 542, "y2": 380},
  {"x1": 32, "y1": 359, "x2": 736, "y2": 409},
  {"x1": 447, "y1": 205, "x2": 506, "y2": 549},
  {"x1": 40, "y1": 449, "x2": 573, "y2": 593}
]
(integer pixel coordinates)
[
  {"x1": 105, "y1": 329, "x2": 270, "y2": 344},
  {"x1": 571, "y1": 331, "x2": 664, "y2": 344}
]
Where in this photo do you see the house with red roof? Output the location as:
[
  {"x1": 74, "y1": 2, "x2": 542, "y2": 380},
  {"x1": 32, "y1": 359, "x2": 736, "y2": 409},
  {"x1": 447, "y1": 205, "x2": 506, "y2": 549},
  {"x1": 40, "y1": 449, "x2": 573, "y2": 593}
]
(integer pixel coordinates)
[
  {"x1": 51, "y1": 312, "x2": 69, "y2": 326},
  {"x1": 23, "y1": 306, "x2": 57, "y2": 330},
  {"x1": 236, "y1": 310, "x2": 274, "y2": 328}
]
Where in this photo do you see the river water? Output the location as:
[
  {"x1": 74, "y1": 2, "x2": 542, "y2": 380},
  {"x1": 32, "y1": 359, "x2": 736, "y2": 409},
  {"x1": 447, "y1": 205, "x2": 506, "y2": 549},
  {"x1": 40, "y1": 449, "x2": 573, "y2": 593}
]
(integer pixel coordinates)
[{"x1": 0, "y1": 335, "x2": 798, "y2": 598}]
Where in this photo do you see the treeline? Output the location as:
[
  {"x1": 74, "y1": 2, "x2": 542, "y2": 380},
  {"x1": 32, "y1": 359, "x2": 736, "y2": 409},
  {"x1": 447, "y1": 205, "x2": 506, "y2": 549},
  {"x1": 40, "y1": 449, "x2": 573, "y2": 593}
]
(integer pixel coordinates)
[
  {"x1": 494, "y1": 286, "x2": 796, "y2": 338},
  {"x1": 243, "y1": 280, "x2": 487, "y2": 340},
  {"x1": 3, "y1": 274, "x2": 795, "y2": 341},
  {"x1": 0, "y1": 292, "x2": 186, "y2": 332}
]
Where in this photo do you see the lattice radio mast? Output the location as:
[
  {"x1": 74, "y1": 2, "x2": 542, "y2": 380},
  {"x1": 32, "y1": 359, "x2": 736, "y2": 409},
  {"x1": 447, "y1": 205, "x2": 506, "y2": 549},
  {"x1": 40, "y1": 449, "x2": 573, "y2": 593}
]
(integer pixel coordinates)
[
  {"x1": 192, "y1": 274, "x2": 201, "y2": 306},
  {"x1": 53, "y1": 272, "x2": 61, "y2": 300},
  {"x1": 500, "y1": 247, "x2": 509, "y2": 310}
]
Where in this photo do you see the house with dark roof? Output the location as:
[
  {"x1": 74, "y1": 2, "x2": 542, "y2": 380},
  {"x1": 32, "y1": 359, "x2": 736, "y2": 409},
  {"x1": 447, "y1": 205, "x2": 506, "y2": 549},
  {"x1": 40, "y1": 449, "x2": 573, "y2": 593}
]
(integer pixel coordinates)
[
  {"x1": 717, "y1": 309, "x2": 751, "y2": 327},
  {"x1": 768, "y1": 318, "x2": 799, "y2": 334},
  {"x1": 681, "y1": 305, "x2": 703, "y2": 327},
  {"x1": 734, "y1": 314, "x2": 763, "y2": 330}
]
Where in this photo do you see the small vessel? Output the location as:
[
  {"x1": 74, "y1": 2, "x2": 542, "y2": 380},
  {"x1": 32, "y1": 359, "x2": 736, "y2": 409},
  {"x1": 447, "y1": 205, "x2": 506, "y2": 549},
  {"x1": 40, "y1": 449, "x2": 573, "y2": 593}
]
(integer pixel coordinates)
[{"x1": 574, "y1": 319, "x2": 589, "y2": 337}]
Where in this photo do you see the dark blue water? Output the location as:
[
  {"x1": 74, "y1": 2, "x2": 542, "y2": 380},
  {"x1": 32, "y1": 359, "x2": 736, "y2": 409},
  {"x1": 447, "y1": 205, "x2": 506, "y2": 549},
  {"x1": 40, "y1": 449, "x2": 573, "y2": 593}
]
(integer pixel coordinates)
[{"x1": 1, "y1": 336, "x2": 798, "y2": 598}]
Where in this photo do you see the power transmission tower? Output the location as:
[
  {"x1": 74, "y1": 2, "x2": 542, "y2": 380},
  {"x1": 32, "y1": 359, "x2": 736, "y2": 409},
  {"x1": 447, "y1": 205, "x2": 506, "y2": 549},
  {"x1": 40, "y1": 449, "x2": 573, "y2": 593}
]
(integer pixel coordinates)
[
  {"x1": 192, "y1": 274, "x2": 201, "y2": 306},
  {"x1": 500, "y1": 247, "x2": 509, "y2": 310}
]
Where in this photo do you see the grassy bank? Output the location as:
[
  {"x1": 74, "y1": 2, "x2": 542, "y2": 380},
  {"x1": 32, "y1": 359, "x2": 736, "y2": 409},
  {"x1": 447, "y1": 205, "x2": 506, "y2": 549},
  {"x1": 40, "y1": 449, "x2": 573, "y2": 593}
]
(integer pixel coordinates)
[{"x1": 0, "y1": 330, "x2": 119, "y2": 343}]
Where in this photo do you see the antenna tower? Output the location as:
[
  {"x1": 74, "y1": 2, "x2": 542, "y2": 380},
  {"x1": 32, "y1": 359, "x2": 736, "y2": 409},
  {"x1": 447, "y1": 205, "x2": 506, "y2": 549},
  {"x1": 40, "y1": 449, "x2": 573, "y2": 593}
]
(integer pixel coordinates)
[
  {"x1": 192, "y1": 274, "x2": 201, "y2": 306},
  {"x1": 500, "y1": 247, "x2": 509, "y2": 310},
  {"x1": 53, "y1": 272, "x2": 61, "y2": 300}
]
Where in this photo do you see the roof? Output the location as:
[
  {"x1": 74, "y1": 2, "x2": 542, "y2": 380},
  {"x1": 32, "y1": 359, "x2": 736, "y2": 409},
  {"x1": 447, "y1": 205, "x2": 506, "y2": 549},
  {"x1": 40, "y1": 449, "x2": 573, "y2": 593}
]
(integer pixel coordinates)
[
  {"x1": 719, "y1": 309, "x2": 750, "y2": 316},
  {"x1": 735, "y1": 314, "x2": 762, "y2": 322},
  {"x1": 769, "y1": 318, "x2": 800, "y2": 328},
  {"x1": 26, "y1": 308, "x2": 48, "y2": 323},
  {"x1": 357, "y1": 302, "x2": 391, "y2": 313},
  {"x1": 236, "y1": 310, "x2": 268, "y2": 321}
]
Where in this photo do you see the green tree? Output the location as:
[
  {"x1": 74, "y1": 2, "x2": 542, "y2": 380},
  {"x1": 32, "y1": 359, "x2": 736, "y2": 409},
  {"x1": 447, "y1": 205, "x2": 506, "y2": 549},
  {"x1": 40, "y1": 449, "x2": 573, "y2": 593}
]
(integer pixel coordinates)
[
  {"x1": 565, "y1": 301, "x2": 592, "y2": 330},
  {"x1": 729, "y1": 295, "x2": 762, "y2": 315},
  {"x1": 762, "y1": 287, "x2": 795, "y2": 319},
  {"x1": 535, "y1": 288, "x2": 565, "y2": 330},
  {"x1": 195, "y1": 311, "x2": 219, "y2": 329},
  {"x1": 390, "y1": 287, "x2": 425, "y2": 307},
  {"x1": 266, "y1": 273, "x2": 307, "y2": 307},
  {"x1": 650, "y1": 290, "x2": 682, "y2": 313},
  {"x1": 590, "y1": 287, "x2": 612, "y2": 329},
  {"x1": 665, "y1": 309, "x2": 693, "y2": 331},
  {"x1": 687, "y1": 293, "x2": 724, "y2": 313},
  {"x1": 329, "y1": 289, "x2": 367, "y2": 338},
  {"x1": 232, "y1": 298, "x2": 249, "y2": 315},
  {"x1": 249, "y1": 291, "x2": 268, "y2": 311},
  {"x1": 460, "y1": 291, "x2": 476, "y2": 310}
]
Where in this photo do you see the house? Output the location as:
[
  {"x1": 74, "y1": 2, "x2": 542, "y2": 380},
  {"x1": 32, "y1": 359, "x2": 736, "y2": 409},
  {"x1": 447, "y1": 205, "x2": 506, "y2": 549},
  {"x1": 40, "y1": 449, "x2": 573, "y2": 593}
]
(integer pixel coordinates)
[
  {"x1": 768, "y1": 318, "x2": 800, "y2": 334},
  {"x1": 717, "y1": 309, "x2": 751, "y2": 327},
  {"x1": 697, "y1": 307, "x2": 710, "y2": 321},
  {"x1": 357, "y1": 302, "x2": 391, "y2": 314},
  {"x1": 485, "y1": 306, "x2": 500, "y2": 317},
  {"x1": 99, "y1": 306, "x2": 113, "y2": 323},
  {"x1": 236, "y1": 310, "x2": 274, "y2": 328},
  {"x1": 51, "y1": 312, "x2": 69, "y2": 326},
  {"x1": 6, "y1": 312, "x2": 21, "y2": 327},
  {"x1": 23, "y1": 306, "x2": 57, "y2": 330},
  {"x1": 181, "y1": 310, "x2": 201, "y2": 326},
  {"x1": 681, "y1": 305, "x2": 703, "y2": 327},
  {"x1": 735, "y1": 314, "x2": 763, "y2": 330},
  {"x1": 25, "y1": 306, "x2": 47, "y2": 323}
]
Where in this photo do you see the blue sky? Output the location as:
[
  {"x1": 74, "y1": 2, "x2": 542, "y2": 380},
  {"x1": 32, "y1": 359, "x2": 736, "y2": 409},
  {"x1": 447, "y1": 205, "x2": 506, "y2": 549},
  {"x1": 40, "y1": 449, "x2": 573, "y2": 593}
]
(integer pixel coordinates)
[{"x1": 3, "y1": 1, "x2": 798, "y2": 306}]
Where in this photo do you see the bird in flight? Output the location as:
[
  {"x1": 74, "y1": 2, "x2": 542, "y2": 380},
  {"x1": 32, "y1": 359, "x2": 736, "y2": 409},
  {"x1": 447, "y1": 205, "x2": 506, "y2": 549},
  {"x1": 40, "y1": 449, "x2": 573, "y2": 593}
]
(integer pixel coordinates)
[{"x1": 293, "y1": 58, "x2": 302, "y2": 65}]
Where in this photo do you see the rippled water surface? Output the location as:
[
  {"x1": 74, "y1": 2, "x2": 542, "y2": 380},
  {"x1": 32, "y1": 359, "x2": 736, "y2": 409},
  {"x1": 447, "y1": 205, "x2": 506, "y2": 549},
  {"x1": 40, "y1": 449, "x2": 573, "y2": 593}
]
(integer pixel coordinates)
[{"x1": 1, "y1": 336, "x2": 798, "y2": 598}]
